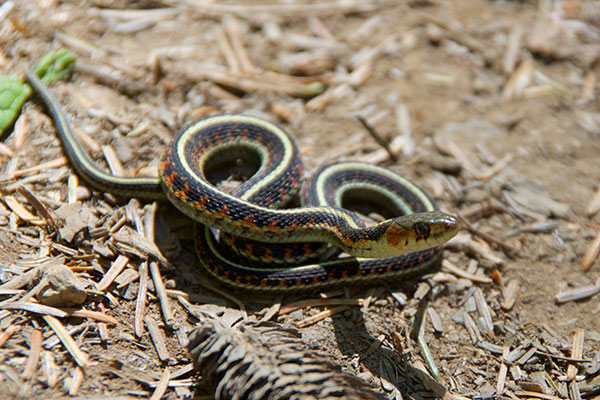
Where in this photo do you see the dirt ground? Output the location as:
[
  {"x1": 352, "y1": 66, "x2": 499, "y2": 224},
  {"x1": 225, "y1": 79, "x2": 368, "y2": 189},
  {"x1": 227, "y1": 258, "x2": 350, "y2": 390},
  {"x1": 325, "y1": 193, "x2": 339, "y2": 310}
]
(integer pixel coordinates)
[{"x1": 0, "y1": 0, "x2": 599, "y2": 399}]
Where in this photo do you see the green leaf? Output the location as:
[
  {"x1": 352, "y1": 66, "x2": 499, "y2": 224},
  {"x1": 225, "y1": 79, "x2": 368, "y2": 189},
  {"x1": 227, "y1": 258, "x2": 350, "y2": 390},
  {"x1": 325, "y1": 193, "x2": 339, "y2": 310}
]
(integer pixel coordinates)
[
  {"x1": 0, "y1": 75, "x2": 32, "y2": 135},
  {"x1": 34, "y1": 48, "x2": 76, "y2": 84}
]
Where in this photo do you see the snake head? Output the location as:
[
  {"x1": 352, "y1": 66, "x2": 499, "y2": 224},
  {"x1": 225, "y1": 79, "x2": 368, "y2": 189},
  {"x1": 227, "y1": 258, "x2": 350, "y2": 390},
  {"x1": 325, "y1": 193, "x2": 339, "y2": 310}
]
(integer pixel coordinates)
[{"x1": 375, "y1": 211, "x2": 461, "y2": 257}]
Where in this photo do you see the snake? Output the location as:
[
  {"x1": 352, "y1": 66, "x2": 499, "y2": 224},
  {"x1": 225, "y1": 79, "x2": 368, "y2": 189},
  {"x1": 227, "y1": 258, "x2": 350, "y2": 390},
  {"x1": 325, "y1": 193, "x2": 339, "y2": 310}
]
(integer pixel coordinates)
[{"x1": 26, "y1": 70, "x2": 460, "y2": 292}]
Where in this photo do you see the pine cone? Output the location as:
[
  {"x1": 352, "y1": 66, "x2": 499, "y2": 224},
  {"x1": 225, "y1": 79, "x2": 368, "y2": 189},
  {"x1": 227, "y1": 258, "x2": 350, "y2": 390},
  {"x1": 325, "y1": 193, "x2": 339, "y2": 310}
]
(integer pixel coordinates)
[{"x1": 187, "y1": 319, "x2": 386, "y2": 400}]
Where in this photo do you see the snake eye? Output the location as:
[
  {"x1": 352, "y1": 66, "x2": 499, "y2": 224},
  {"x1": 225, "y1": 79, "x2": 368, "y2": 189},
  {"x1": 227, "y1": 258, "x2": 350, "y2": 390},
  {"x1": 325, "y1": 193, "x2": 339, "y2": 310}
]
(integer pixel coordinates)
[{"x1": 414, "y1": 222, "x2": 430, "y2": 238}]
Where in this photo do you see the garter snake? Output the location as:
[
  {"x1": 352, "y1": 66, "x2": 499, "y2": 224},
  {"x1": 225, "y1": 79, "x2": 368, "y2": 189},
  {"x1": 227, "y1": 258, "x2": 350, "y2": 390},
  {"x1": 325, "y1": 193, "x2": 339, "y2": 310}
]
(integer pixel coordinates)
[{"x1": 26, "y1": 70, "x2": 460, "y2": 291}]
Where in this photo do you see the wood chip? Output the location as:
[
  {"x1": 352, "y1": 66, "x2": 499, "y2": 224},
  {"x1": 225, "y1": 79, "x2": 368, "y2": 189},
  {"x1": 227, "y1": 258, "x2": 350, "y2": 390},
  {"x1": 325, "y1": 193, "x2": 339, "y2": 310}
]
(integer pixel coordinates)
[
  {"x1": 474, "y1": 288, "x2": 494, "y2": 337},
  {"x1": 496, "y1": 344, "x2": 510, "y2": 395},
  {"x1": 42, "y1": 351, "x2": 60, "y2": 388},
  {"x1": 69, "y1": 366, "x2": 84, "y2": 396},
  {"x1": 96, "y1": 255, "x2": 130, "y2": 291},
  {"x1": 19, "y1": 328, "x2": 41, "y2": 379},
  {"x1": 3, "y1": 195, "x2": 45, "y2": 225},
  {"x1": 13, "y1": 113, "x2": 27, "y2": 151},
  {"x1": 586, "y1": 187, "x2": 600, "y2": 216},
  {"x1": 582, "y1": 229, "x2": 600, "y2": 272},
  {"x1": 501, "y1": 279, "x2": 520, "y2": 311},
  {"x1": 502, "y1": 58, "x2": 533, "y2": 101},
  {"x1": 427, "y1": 307, "x2": 444, "y2": 333},
  {"x1": 567, "y1": 329, "x2": 584, "y2": 382}
]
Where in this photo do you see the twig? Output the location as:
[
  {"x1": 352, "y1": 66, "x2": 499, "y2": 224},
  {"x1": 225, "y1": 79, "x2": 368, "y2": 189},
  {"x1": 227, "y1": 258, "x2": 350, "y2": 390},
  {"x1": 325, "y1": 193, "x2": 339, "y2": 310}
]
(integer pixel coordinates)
[
  {"x1": 150, "y1": 368, "x2": 171, "y2": 400},
  {"x1": 179, "y1": 1, "x2": 392, "y2": 17},
  {"x1": 144, "y1": 315, "x2": 171, "y2": 362},
  {"x1": 0, "y1": 325, "x2": 17, "y2": 347},
  {"x1": 279, "y1": 298, "x2": 363, "y2": 316},
  {"x1": 43, "y1": 315, "x2": 89, "y2": 368},
  {"x1": 149, "y1": 261, "x2": 173, "y2": 326},
  {"x1": 555, "y1": 278, "x2": 600, "y2": 303},
  {"x1": 296, "y1": 306, "x2": 349, "y2": 328},
  {"x1": 356, "y1": 116, "x2": 397, "y2": 162},
  {"x1": 458, "y1": 212, "x2": 518, "y2": 254},
  {"x1": 135, "y1": 262, "x2": 149, "y2": 338},
  {"x1": 441, "y1": 259, "x2": 492, "y2": 284}
]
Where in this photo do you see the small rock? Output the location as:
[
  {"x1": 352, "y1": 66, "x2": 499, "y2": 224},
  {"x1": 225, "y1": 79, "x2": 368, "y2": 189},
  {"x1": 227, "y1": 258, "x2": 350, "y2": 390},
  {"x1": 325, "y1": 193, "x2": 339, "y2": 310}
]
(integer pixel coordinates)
[{"x1": 37, "y1": 263, "x2": 87, "y2": 307}]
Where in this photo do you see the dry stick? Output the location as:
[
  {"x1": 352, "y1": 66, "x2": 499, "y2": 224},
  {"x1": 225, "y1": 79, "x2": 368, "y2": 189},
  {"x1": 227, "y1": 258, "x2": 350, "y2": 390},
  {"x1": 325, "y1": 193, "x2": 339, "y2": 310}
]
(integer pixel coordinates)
[
  {"x1": 17, "y1": 187, "x2": 55, "y2": 225},
  {"x1": 144, "y1": 315, "x2": 171, "y2": 362},
  {"x1": 144, "y1": 203, "x2": 173, "y2": 325},
  {"x1": 513, "y1": 390, "x2": 564, "y2": 400},
  {"x1": 65, "y1": 308, "x2": 119, "y2": 324},
  {"x1": 149, "y1": 261, "x2": 173, "y2": 326},
  {"x1": 22, "y1": 329, "x2": 42, "y2": 379},
  {"x1": 0, "y1": 142, "x2": 13, "y2": 156},
  {"x1": 4, "y1": 157, "x2": 67, "y2": 179},
  {"x1": 0, "y1": 325, "x2": 18, "y2": 347},
  {"x1": 278, "y1": 298, "x2": 363, "y2": 316},
  {"x1": 413, "y1": 299, "x2": 439, "y2": 379},
  {"x1": 441, "y1": 259, "x2": 492, "y2": 284},
  {"x1": 182, "y1": 66, "x2": 323, "y2": 97},
  {"x1": 581, "y1": 71, "x2": 597, "y2": 102},
  {"x1": 43, "y1": 315, "x2": 89, "y2": 368},
  {"x1": 135, "y1": 262, "x2": 149, "y2": 338},
  {"x1": 216, "y1": 25, "x2": 240, "y2": 73},
  {"x1": 458, "y1": 212, "x2": 518, "y2": 254},
  {"x1": 9, "y1": 106, "x2": 25, "y2": 148},
  {"x1": 223, "y1": 15, "x2": 256, "y2": 73},
  {"x1": 296, "y1": 306, "x2": 349, "y2": 328},
  {"x1": 3, "y1": 195, "x2": 44, "y2": 225},
  {"x1": 67, "y1": 174, "x2": 79, "y2": 204},
  {"x1": 356, "y1": 116, "x2": 398, "y2": 162},
  {"x1": 149, "y1": 368, "x2": 171, "y2": 400},
  {"x1": 445, "y1": 140, "x2": 483, "y2": 178},
  {"x1": 183, "y1": 1, "x2": 390, "y2": 17},
  {"x1": 555, "y1": 278, "x2": 600, "y2": 303}
]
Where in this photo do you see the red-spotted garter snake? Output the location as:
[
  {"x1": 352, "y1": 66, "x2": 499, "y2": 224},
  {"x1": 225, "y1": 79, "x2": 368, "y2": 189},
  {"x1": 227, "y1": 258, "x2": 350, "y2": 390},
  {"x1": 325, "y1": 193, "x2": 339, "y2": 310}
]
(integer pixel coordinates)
[{"x1": 26, "y1": 70, "x2": 460, "y2": 292}]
